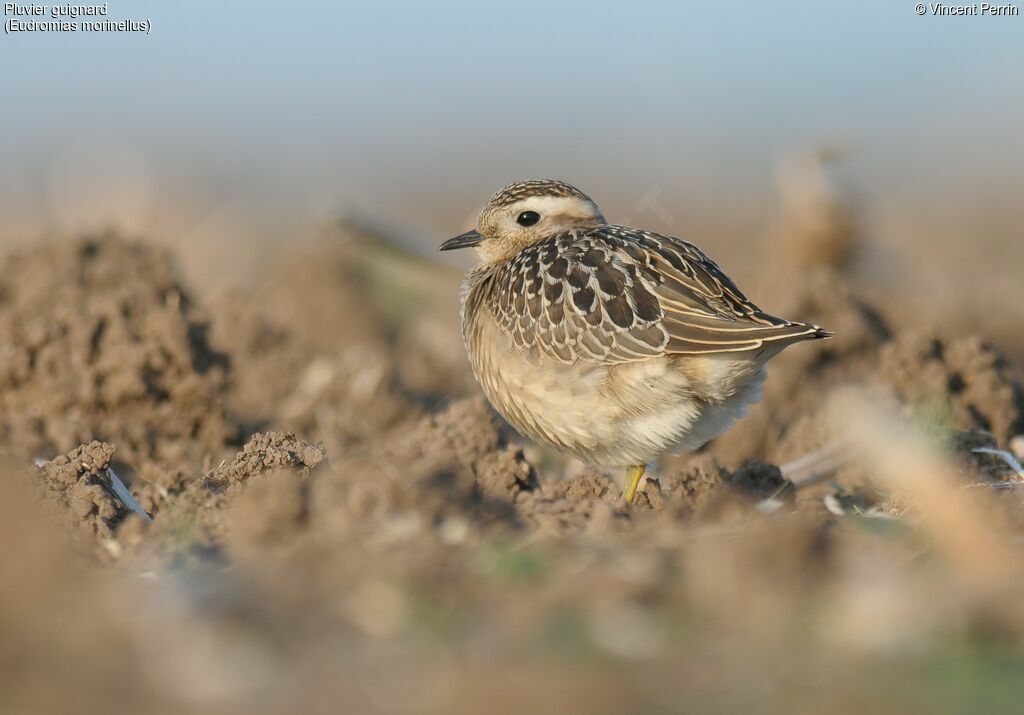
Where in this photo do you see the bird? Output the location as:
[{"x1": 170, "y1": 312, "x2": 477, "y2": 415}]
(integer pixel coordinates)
[{"x1": 440, "y1": 179, "x2": 832, "y2": 504}]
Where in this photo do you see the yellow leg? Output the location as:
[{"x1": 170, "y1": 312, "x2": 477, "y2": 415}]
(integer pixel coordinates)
[{"x1": 624, "y1": 464, "x2": 646, "y2": 504}]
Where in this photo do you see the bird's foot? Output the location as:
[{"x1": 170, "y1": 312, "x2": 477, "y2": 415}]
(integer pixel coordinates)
[{"x1": 623, "y1": 464, "x2": 646, "y2": 504}]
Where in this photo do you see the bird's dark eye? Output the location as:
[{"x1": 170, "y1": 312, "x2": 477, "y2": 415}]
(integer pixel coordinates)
[{"x1": 516, "y1": 211, "x2": 540, "y2": 227}]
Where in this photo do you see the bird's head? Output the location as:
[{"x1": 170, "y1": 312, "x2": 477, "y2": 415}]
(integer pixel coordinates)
[{"x1": 440, "y1": 180, "x2": 605, "y2": 264}]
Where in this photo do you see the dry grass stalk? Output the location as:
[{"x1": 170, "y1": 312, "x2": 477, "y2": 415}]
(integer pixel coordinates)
[{"x1": 828, "y1": 389, "x2": 1018, "y2": 592}]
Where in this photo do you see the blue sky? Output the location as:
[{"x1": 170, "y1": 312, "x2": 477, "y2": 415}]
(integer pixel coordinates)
[{"x1": 2, "y1": 0, "x2": 1022, "y2": 237}]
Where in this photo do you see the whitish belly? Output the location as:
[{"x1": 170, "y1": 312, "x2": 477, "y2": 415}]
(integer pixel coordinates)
[{"x1": 468, "y1": 313, "x2": 765, "y2": 467}]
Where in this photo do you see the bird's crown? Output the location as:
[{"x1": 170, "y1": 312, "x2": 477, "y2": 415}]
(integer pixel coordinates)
[{"x1": 485, "y1": 179, "x2": 594, "y2": 209}]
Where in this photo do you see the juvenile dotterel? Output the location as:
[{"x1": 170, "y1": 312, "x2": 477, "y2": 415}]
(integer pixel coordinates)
[{"x1": 441, "y1": 179, "x2": 831, "y2": 503}]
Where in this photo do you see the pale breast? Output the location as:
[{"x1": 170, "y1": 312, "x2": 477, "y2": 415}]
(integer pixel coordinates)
[{"x1": 467, "y1": 308, "x2": 621, "y2": 457}]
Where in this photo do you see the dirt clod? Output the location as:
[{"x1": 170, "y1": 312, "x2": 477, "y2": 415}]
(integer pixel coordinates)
[
  {"x1": 202, "y1": 431, "x2": 325, "y2": 496},
  {"x1": 394, "y1": 397, "x2": 537, "y2": 502},
  {"x1": 34, "y1": 441, "x2": 125, "y2": 543}
]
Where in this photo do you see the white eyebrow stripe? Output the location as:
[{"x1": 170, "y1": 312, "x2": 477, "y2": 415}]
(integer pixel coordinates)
[{"x1": 513, "y1": 195, "x2": 601, "y2": 220}]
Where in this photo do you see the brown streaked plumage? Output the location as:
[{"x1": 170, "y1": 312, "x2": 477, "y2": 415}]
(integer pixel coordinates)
[{"x1": 441, "y1": 179, "x2": 832, "y2": 503}]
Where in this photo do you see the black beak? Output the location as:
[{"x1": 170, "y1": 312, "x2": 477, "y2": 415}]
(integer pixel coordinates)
[{"x1": 439, "y1": 229, "x2": 483, "y2": 252}]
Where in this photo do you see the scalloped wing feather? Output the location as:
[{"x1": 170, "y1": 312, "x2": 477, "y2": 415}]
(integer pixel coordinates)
[{"x1": 476, "y1": 225, "x2": 830, "y2": 364}]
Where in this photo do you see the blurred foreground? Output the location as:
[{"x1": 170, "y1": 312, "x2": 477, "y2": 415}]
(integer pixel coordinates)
[{"x1": 2, "y1": 181, "x2": 1024, "y2": 714}]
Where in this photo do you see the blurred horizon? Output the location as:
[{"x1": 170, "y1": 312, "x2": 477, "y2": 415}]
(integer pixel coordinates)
[{"x1": 2, "y1": 0, "x2": 1022, "y2": 294}]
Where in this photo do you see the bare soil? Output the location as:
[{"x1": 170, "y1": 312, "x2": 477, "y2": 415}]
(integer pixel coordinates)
[{"x1": 3, "y1": 226, "x2": 1024, "y2": 714}]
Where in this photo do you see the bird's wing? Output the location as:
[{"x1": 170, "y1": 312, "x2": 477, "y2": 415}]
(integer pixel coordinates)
[{"x1": 488, "y1": 226, "x2": 829, "y2": 365}]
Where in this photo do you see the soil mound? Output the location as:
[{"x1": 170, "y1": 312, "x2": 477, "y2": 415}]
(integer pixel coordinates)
[{"x1": 0, "y1": 235, "x2": 239, "y2": 480}]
